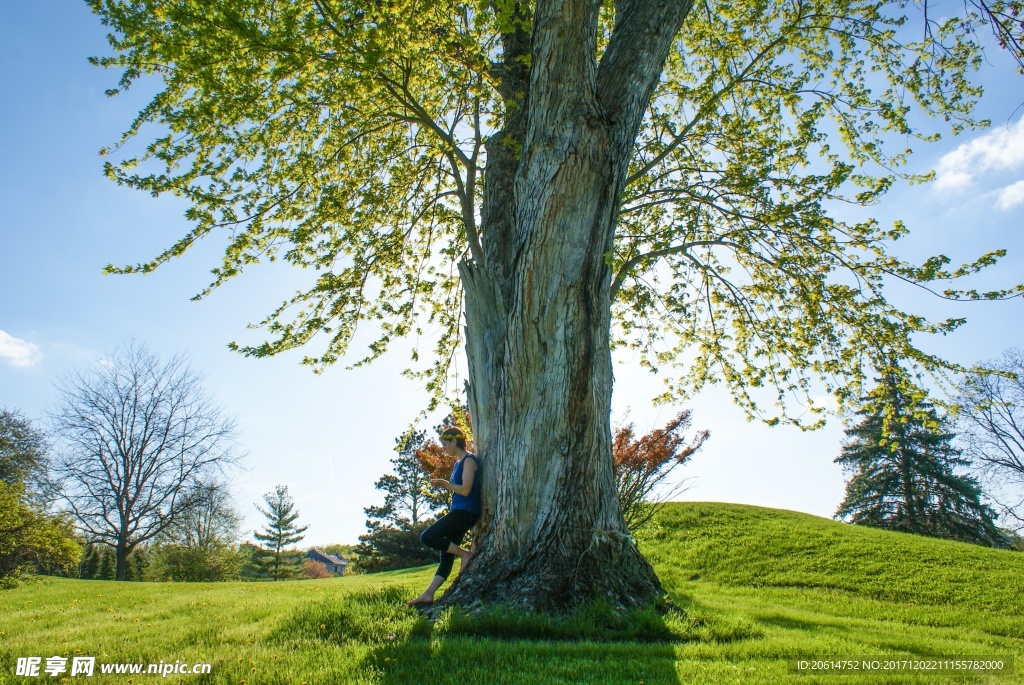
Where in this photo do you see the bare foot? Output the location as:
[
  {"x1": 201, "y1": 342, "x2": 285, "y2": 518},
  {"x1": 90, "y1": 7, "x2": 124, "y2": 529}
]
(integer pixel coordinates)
[
  {"x1": 457, "y1": 550, "x2": 477, "y2": 577},
  {"x1": 405, "y1": 595, "x2": 434, "y2": 606}
]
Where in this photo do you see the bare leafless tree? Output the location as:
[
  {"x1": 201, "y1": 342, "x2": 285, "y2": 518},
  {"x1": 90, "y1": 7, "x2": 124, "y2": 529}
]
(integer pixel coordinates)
[
  {"x1": 49, "y1": 342, "x2": 242, "y2": 580},
  {"x1": 957, "y1": 348, "x2": 1024, "y2": 532},
  {"x1": 160, "y1": 481, "x2": 242, "y2": 551}
]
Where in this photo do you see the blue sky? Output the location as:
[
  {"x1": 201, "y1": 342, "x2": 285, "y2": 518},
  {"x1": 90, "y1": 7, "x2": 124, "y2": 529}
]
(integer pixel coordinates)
[{"x1": 1, "y1": 2, "x2": 1022, "y2": 546}]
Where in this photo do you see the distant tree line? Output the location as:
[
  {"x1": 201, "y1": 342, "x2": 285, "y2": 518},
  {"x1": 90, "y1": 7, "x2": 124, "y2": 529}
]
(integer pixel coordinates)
[
  {"x1": 56, "y1": 479, "x2": 351, "y2": 583},
  {"x1": 1, "y1": 343, "x2": 357, "y2": 587},
  {"x1": 6, "y1": 341, "x2": 1019, "y2": 589}
]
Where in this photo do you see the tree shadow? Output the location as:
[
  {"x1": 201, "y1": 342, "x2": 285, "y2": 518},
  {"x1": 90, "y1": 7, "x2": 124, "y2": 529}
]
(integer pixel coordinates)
[
  {"x1": 268, "y1": 585, "x2": 768, "y2": 684},
  {"x1": 276, "y1": 586, "x2": 674, "y2": 682},
  {"x1": 363, "y1": 596, "x2": 688, "y2": 685},
  {"x1": 754, "y1": 612, "x2": 843, "y2": 633}
]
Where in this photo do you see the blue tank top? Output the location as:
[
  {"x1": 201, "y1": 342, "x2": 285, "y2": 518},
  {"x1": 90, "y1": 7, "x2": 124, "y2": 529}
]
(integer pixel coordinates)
[{"x1": 450, "y1": 454, "x2": 481, "y2": 513}]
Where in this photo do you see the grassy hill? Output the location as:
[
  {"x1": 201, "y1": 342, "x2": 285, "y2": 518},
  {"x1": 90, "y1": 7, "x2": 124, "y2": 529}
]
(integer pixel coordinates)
[{"x1": 1, "y1": 502, "x2": 1021, "y2": 684}]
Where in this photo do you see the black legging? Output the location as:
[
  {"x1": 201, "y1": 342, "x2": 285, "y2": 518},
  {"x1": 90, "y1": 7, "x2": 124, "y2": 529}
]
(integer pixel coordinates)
[{"x1": 420, "y1": 508, "x2": 479, "y2": 580}]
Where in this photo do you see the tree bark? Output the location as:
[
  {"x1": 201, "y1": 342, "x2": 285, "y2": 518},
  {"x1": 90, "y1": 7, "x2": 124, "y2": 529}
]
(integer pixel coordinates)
[{"x1": 434, "y1": 0, "x2": 695, "y2": 612}]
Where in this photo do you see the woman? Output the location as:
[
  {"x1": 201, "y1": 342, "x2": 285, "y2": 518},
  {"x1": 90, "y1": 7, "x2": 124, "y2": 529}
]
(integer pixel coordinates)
[{"x1": 406, "y1": 426, "x2": 480, "y2": 606}]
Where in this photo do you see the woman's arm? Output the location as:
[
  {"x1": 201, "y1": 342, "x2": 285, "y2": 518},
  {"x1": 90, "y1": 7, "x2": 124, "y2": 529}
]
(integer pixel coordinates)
[
  {"x1": 453, "y1": 457, "x2": 476, "y2": 496},
  {"x1": 431, "y1": 457, "x2": 477, "y2": 496}
]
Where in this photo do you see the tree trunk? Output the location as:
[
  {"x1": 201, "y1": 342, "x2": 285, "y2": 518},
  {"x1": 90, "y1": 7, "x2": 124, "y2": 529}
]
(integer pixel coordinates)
[
  {"x1": 115, "y1": 540, "x2": 128, "y2": 581},
  {"x1": 452, "y1": 249, "x2": 665, "y2": 611}
]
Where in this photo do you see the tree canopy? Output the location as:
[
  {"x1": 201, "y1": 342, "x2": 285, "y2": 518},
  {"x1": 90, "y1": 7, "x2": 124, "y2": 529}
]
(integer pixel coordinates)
[
  {"x1": 90, "y1": 0, "x2": 1023, "y2": 427},
  {"x1": 0, "y1": 408, "x2": 52, "y2": 505},
  {"x1": 0, "y1": 481, "x2": 81, "y2": 587}
]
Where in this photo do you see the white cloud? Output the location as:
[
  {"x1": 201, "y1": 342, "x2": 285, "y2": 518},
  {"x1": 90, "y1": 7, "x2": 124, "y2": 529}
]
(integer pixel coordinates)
[
  {"x1": 934, "y1": 118, "x2": 1024, "y2": 191},
  {"x1": 933, "y1": 170, "x2": 973, "y2": 192},
  {"x1": 997, "y1": 180, "x2": 1024, "y2": 210},
  {"x1": 0, "y1": 330, "x2": 43, "y2": 368}
]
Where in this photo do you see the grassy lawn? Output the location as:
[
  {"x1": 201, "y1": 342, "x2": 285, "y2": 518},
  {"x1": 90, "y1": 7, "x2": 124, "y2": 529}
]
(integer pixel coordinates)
[{"x1": 2, "y1": 502, "x2": 1021, "y2": 684}]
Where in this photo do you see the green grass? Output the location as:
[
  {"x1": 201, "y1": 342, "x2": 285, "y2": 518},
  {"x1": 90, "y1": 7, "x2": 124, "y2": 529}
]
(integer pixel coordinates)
[{"x1": 2, "y1": 502, "x2": 1022, "y2": 684}]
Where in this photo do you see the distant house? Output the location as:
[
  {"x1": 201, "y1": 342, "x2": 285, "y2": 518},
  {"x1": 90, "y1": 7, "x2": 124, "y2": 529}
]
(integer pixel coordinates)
[{"x1": 306, "y1": 549, "x2": 349, "y2": 575}]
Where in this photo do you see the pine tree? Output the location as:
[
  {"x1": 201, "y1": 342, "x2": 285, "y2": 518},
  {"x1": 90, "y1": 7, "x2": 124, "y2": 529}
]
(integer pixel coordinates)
[
  {"x1": 98, "y1": 547, "x2": 115, "y2": 580},
  {"x1": 352, "y1": 524, "x2": 439, "y2": 574},
  {"x1": 835, "y1": 371, "x2": 1010, "y2": 548},
  {"x1": 353, "y1": 429, "x2": 449, "y2": 572},
  {"x1": 372, "y1": 429, "x2": 450, "y2": 528},
  {"x1": 80, "y1": 543, "x2": 100, "y2": 579},
  {"x1": 250, "y1": 485, "x2": 309, "y2": 581},
  {"x1": 125, "y1": 547, "x2": 149, "y2": 581}
]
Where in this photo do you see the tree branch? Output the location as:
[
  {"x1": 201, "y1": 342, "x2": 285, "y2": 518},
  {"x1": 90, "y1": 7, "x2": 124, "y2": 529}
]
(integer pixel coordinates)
[
  {"x1": 624, "y1": 32, "x2": 794, "y2": 186},
  {"x1": 611, "y1": 237, "x2": 731, "y2": 297},
  {"x1": 596, "y1": 0, "x2": 696, "y2": 150}
]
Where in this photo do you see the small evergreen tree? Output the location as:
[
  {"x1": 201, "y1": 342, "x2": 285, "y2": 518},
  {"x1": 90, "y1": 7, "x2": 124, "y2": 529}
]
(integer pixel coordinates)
[
  {"x1": 353, "y1": 522, "x2": 439, "y2": 573},
  {"x1": 78, "y1": 542, "x2": 149, "y2": 581},
  {"x1": 835, "y1": 370, "x2": 1011, "y2": 548},
  {"x1": 124, "y1": 547, "x2": 150, "y2": 581},
  {"x1": 239, "y1": 543, "x2": 267, "y2": 580},
  {"x1": 98, "y1": 547, "x2": 115, "y2": 579},
  {"x1": 250, "y1": 485, "x2": 309, "y2": 580},
  {"x1": 80, "y1": 543, "x2": 101, "y2": 579}
]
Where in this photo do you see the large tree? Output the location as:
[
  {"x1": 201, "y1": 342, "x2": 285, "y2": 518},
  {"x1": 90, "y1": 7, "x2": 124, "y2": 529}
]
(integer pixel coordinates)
[
  {"x1": 161, "y1": 481, "x2": 243, "y2": 551},
  {"x1": 50, "y1": 342, "x2": 241, "y2": 580},
  {"x1": 150, "y1": 481, "x2": 246, "y2": 581},
  {"x1": 88, "y1": 0, "x2": 1023, "y2": 609}
]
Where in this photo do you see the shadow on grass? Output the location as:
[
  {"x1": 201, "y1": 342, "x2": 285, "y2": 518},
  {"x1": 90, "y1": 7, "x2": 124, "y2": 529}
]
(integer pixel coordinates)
[
  {"x1": 754, "y1": 612, "x2": 842, "y2": 633},
  {"x1": 270, "y1": 585, "x2": 763, "y2": 685}
]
